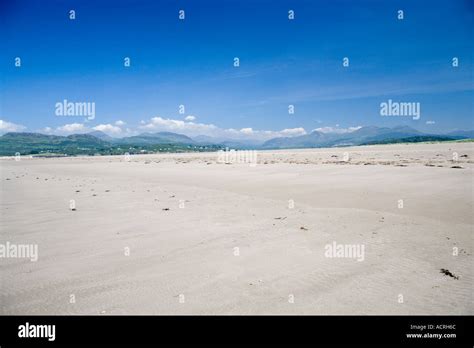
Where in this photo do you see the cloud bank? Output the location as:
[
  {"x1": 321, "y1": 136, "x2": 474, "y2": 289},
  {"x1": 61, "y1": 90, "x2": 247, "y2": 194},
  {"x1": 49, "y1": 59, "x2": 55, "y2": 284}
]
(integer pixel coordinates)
[
  {"x1": 139, "y1": 116, "x2": 308, "y2": 141},
  {"x1": 1, "y1": 116, "x2": 362, "y2": 141}
]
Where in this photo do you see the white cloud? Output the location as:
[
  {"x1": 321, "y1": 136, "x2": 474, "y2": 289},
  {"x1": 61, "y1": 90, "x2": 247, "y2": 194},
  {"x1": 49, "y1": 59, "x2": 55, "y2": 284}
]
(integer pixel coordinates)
[
  {"x1": 93, "y1": 124, "x2": 122, "y2": 135},
  {"x1": 240, "y1": 127, "x2": 254, "y2": 135},
  {"x1": 279, "y1": 128, "x2": 307, "y2": 136},
  {"x1": 139, "y1": 116, "x2": 309, "y2": 141},
  {"x1": 38, "y1": 121, "x2": 138, "y2": 137},
  {"x1": 313, "y1": 126, "x2": 361, "y2": 134},
  {"x1": 184, "y1": 115, "x2": 196, "y2": 121},
  {"x1": 56, "y1": 123, "x2": 88, "y2": 134},
  {"x1": 23, "y1": 115, "x2": 362, "y2": 143},
  {"x1": 140, "y1": 116, "x2": 218, "y2": 134},
  {"x1": 0, "y1": 119, "x2": 26, "y2": 133},
  {"x1": 239, "y1": 127, "x2": 306, "y2": 138}
]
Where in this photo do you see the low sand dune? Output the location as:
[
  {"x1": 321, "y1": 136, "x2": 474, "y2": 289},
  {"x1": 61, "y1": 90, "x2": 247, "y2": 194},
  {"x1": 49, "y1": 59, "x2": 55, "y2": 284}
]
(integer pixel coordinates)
[{"x1": 0, "y1": 142, "x2": 472, "y2": 314}]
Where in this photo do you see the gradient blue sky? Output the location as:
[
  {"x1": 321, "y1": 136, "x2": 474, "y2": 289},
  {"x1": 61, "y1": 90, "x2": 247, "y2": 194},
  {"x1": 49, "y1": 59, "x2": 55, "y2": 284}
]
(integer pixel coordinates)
[{"x1": 1, "y1": 0, "x2": 473, "y2": 139}]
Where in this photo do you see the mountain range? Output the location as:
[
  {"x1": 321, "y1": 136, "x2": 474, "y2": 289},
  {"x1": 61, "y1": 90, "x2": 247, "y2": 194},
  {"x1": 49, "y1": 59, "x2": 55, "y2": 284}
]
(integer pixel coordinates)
[
  {"x1": 0, "y1": 131, "x2": 218, "y2": 156},
  {"x1": 260, "y1": 126, "x2": 474, "y2": 149},
  {"x1": 0, "y1": 126, "x2": 472, "y2": 156}
]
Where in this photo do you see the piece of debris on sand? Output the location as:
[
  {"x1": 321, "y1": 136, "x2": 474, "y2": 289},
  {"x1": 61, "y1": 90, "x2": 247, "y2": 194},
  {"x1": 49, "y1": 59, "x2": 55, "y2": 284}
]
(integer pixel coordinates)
[{"x1": 440, "y1": 268, "x2": 459, "y2": 280}]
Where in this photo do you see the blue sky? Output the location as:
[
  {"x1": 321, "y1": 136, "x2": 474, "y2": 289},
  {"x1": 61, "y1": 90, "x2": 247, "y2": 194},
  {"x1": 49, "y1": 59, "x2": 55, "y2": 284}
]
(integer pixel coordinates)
[{"x1": 1, "y1": 0, "x2": 473, "y2": 140}]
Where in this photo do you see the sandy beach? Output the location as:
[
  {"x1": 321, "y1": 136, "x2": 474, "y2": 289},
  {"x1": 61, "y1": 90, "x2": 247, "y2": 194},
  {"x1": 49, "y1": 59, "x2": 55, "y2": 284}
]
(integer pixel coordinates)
[{"x1": 0, "y1": 142, "x2": 472, "y2": 314}]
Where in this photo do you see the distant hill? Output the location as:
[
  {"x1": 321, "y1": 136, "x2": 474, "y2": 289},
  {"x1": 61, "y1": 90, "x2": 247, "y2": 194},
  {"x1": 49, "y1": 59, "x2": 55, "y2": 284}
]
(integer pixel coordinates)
[
  {"x1": 445, "y1": 130, "x2": 474, "y2": 139},
  {"x1": 87, "y1": 130, "x2": 115, "y2": 141},
  {"x1": 361, "y1": 135, "x2": 458, "y2": 145},
  {"x1": 262, "y1": 131, "x2": 336, "y2": 149},
  {"x1": 261, "y1": 126, "x2": 449, "y2": 149},
  {"x1": 0, "y1": 132, "x2": 109, "y2": 156},
  {"x1": 193, "y1": 135, "x2": 263, "y2": 148},
  {"x1": 0, "y1": 131, "x2": 219, "y2": 156},
  {"x1": 118, "y1": 132, "x2": 195, "y2": 145},
  {"x1": 342, "y1": 126, "x2": 421, "y2": 145},
  {"x1": 1, "y1": 127, "x2": 472, "y2": 156}
]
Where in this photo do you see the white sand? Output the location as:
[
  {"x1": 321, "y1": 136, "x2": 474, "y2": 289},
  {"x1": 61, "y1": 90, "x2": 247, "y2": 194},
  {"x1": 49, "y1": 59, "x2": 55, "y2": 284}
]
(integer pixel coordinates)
[{"x1": 0, "y1": 142, "x2": 472, "y2": 314}]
